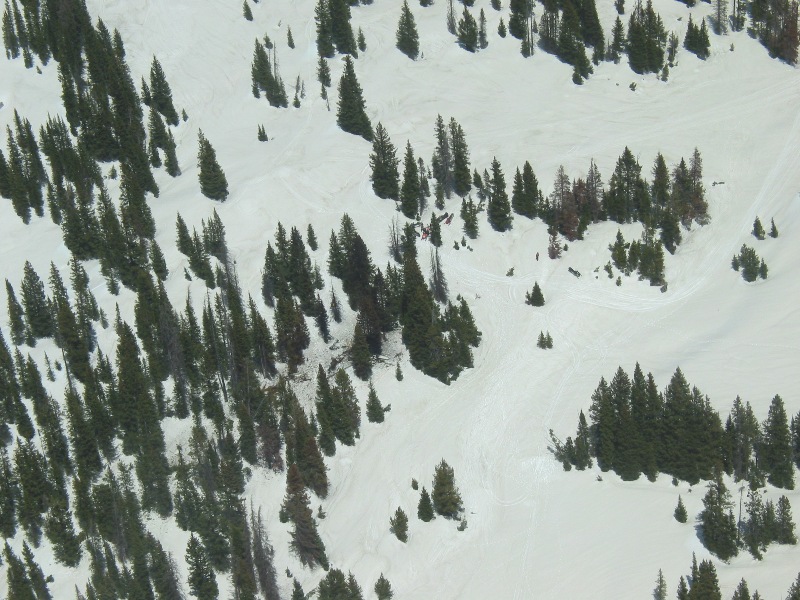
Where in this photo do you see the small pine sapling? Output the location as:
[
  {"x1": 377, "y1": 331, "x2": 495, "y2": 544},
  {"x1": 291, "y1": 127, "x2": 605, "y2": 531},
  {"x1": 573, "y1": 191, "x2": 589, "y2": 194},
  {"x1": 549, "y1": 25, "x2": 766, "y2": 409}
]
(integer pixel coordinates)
[
  {"x1": 358, "y1": 28, "x2": 366, "y2": 52},
  {"x1": 498, "y1": 17, "x2": 507, "y2": 37},
  {"x1": 287, "y1": 26, "x2": 295, "y2": 48},
  {"x1": 243, "y1": 1, "x2": 253, "y2": 21}
]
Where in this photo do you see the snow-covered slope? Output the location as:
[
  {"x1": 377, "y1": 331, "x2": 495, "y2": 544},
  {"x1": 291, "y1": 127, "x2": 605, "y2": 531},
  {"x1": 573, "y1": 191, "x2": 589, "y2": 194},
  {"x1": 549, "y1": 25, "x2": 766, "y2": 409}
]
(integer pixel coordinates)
[{"x1": 2, "y1": 0, "x2": 800, "y2": 597}]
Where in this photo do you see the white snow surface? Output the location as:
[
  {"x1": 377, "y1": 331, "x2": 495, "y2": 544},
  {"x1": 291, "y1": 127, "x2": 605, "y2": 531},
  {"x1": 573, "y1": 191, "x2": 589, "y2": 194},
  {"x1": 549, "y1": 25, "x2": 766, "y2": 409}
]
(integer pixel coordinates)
[{"x1": 2, "y1": 0, "x2": 800, "y2": 598}]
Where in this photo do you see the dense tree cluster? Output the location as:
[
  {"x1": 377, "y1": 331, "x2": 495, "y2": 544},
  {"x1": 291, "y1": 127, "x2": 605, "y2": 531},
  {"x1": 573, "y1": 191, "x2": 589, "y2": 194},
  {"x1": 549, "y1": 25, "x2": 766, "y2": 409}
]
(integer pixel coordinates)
[
  {"x1": 554, "y1": 365, "x2": 799, "y2": 489},
  {"x1": 328, "y1": 213, "x2": 481, "y2": 382},
  {"x1": 662, "y1": 554, "x2": 800, "y2": 599},
  {"x1": 684, "y1": 14, "x2": 711, "y2": 59},
  {"x1": 554, "y1": 366, "x2": 799, "y2": 560},
  {"x1": 251, "y1": 38, "x2": 289, "y2": 107},
  {"x1": 750, "y1": 0, "x2": 800, "y2": 64},
  {"x1": 732, "y1": 244, "x2": 768, "y2": 282},
  {"x1": 315, "y1": 0, "x2": 358, "y2": 58}
]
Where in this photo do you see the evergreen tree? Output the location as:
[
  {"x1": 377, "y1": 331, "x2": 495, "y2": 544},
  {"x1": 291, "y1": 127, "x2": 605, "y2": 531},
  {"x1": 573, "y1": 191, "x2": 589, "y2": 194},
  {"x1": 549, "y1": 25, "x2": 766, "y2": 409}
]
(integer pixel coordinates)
[
  {"x1": 653, "y1": 569, "x2": 667, "y2": 600},
  {"x1": 243, "y1": 0, "x2": 253, "y2": 20},
  {"x1": 249, "y1": 506, "x2": 280, "y2": 600},
  {"x1": 389, "y1": 506, "x2": 408, "y2": 542},
  {"x1": 457, "y1": 6, "x2": 479, "y2": 51},
  {"x1": 396, "y1": 0, "x2": 420, "y2": 59},
  {"x1": 315, "y1": 0, "x2": 335, "y2": 57},
  {"x1": 357, "y1": 27, "x2": 366, "y2": 52},
  {"x1": 431, "y1": 115, "x2": 454, "y2": 198},
  {"x1": 761, "y1": 395, "x2": 794, "y2": 489},
  {"x1": 331, "y1": 0, "x2": 359, "y2": 55},
  {"x1": 2, "y1": 2, "x2": 19, "y2": 60},
  {"x1": 401, "y1": 142, "x2": 422, "y2": 218},
  {"x1": 317, "y1": 56, "x2": 332, "y2": 90},
  {"x1": 351, "y1": 321, "x2": 372, "y2": 380},
  {"x1": 374, "y1": 574, "x2": 393, "y2": 600},
  {"x1": 559, "y1": 0, "x2": 592, "y2": 81},
  {"x1": 336, "y1": 56, "x2": 372, "y2": 140},
  {"x1": 20, "y1": 262, "x2": 53, "y2": 340},
  {"x1": 149, "y1": 57, "x2": 180, "y2": 126},
  {"x1": 5, "y1": 280, "x2": 28, "y2": 345},
  {"x1": 4, "y1": 542, "x2": 36, "y2": 600},
  {"x1": 431, "y1": 459, "x2": 462, "y2": 518},
  {"x1": 525, "y1": 282, "x2": 545, "y2": 306},
  {"x1": 626, "y1": 0, "x2": 667, "y2": 73},
  {"x1": 753, "y1": 216, "x2": 766, "y2": 240},
  {"x1": 769, "y1": 218, "x2": 779, "y2": 237},
  {"x1": 712, "y1": 0, "x2": 728, "y2": 34},
  {"x1": 674, "y1": 495, "x2": 688, "y2": 523},
  {"x1": 428, "y1": 247, "x2": 449, "y2": 303},
  {"x1": 487, "y1": 157, "x2": 512, "y2": 231},
  {"x1": 186, "y1": 534, "x2": 218, "y2": 600},
  {"x1": 197, "y1": 131, "x2": 229, "y2": 201},
  {"x1": 692, "y1": 560, "x2": 722, "y2": 600},
  {"x1": 479, "y1": 8, "x2": 489, "y2": 48},
  {"x1": 498, "y1": 16, "x2": 507, "y2": 37},
  {"x1": 775, "y1": 495, "x2": 797, "y2": 544},
  {"x1": 370, "y1": 123, "x2": 400, "y2": 200},
  {"x1": 417, "y1": 486, "x2": 434, "y2": 521},
  {"x1": 281, "y1": 464, "x2": 328, "y2": 568},
  {"x1": 700, "y1": 470, "x2": 738, "y2": 561},
  {"x1": 21, "y1": 542, "x2": 51, "y2": 600},
  {"x1": 788, "y1": 573, "x2": 800, "y2": 600},
  {"x1": 731, "y1": 578, "x2": 751, "y2": 600},
  {"x1": 366, "y1": 381, "x2": 385, "y2": 423},
  {"x1": 449, "y1": 118, "x2": 471, "y2": 197}
]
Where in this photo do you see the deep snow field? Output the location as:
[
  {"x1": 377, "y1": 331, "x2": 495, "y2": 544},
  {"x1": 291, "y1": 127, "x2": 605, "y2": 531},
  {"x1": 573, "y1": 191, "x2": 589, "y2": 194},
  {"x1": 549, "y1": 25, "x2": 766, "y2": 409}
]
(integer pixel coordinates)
[{"x1": 2, "y1": 0, "x2": 800, "y2": 597}]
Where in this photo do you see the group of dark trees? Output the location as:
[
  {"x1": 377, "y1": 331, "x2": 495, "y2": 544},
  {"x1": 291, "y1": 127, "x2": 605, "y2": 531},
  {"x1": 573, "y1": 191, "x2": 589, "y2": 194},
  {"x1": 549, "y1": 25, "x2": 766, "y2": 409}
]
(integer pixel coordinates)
[
  {"x1": 684, "y1": 13, "x2": 712, "y2": 59},
  {"x1": 371, "y1": 118, "x2": 706, "y2": 287},
  {"x1": 732, "y1": 244, "x2": 768, "y2": 281},
  {"x1": 750, "y1": 0, "x2": 800, "y2": 64},
  {"x1": 608, "y1": 228, "x2": 667, "y2": 286},
  {"x1": 688, "y1": 468, "x2": 796, "y2": 561},
  {"x1": 392, "y1": 458, "x2": 464, "y2": 541},
  {"x1": 730, "y1": 216, "x2": 776, "y2": 282},
  {"x1": 328, "y1": 213, "x2": 481, "y2": 383},
  {"x1": 251, "y1": 36, "x2": 289, "y2": 108},
  {"x1": 553, "y1": 365, "x2": 800, "y2": 489},
  {"x1": 553, "y1": 365, "x2": 800, "y2": 560},
  {"x1": 654, "y1": 555, "x2": 800, "y2": 599}
]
